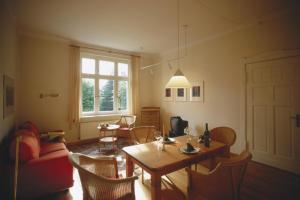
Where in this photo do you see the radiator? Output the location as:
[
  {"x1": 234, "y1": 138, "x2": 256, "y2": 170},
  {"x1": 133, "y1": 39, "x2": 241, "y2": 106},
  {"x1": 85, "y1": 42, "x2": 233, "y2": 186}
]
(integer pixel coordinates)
[{"x1": 79, "y1": 121, "x2": 99, "y2": 139}]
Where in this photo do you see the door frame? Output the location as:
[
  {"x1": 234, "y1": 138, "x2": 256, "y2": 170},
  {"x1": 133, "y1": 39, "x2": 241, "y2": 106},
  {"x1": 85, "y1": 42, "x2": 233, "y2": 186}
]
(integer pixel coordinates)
[{"x1": 240, "y1": 49, "x2": 300, "y2": 153}]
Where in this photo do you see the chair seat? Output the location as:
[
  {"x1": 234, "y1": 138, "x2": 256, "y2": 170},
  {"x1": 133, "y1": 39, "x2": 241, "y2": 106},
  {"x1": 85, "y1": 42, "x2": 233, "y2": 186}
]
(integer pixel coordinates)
[
  {"x1": 99, "y1": 136, "x2": 117, "y2": 143},
  {"x1": 119, "y1": 127, "x2": 130, "y2": 131},
  {"x1": 165, "y1": 169, "x2": 188, "y2": 197}
]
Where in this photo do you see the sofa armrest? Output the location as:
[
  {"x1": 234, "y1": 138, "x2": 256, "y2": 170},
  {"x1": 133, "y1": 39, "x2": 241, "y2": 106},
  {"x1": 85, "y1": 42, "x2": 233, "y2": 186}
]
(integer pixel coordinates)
[
  {"x1": 18, "y1": 150, "x2": 73, "y2": 197},
  {"x1": 40, "y1": 130, "x2": 65, "y2": 143}
]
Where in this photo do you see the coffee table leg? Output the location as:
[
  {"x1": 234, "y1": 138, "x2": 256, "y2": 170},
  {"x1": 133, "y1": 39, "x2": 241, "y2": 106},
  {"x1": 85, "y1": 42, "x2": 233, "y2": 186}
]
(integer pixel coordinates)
[
  {"x1": 151, "y1": 173, "x2": 161, "y2": 200},
  {"x1": 126, "y1": 154, "x2": 134, "y2": 177}
]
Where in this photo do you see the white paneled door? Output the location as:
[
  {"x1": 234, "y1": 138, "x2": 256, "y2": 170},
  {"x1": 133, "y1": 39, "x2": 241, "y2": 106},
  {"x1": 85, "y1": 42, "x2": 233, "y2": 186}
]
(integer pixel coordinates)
[{"x1": 246, "y1": 55, "x2": 300, "y2": 174}]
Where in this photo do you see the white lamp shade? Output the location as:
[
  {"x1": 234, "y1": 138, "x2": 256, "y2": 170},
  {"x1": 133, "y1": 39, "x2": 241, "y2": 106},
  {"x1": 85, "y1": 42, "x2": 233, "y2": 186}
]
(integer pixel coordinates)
[{"x1": 165, "y1": 69, "x2": 191, "y2": 88}]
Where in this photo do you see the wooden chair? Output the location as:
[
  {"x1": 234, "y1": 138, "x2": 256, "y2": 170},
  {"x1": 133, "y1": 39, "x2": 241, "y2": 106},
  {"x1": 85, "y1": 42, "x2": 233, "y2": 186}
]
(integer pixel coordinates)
[
  {"x1": 196, "y1": 126, "x2": 237, "y2": 171},
  {"x1": 130, "y1": 126, "x2": 156, "y2": 144},
  {"x1": 115, "y1": 115, "x2": 136, "y2": 143},
  {"x1": 69, "y1": 153, "x2": 138, "y2": 200},
  {"x1": 130, "y1": 126, "x2": 156, "y2": 184},
  {"x1": 210, "y1": 127, "x2": 237, "y2": 157},
  {"x1": 186, "y1": 151, "x2": 252, "y2": 200}
]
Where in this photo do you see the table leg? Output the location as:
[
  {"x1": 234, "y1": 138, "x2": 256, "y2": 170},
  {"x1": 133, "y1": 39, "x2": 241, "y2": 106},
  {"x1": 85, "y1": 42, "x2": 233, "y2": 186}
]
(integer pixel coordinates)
[
  {"x1": 151, "y1": 173, "x2": 161, "y2": 200},
  {"x1": 126, "y1": 154, "x2": 134, "y2": 177}
]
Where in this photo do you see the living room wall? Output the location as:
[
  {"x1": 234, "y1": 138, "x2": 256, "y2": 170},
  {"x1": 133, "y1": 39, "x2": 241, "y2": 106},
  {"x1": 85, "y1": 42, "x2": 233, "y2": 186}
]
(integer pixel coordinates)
[
  {"x1": 17, "y1": 35, "x2": 156, "y2": 142},
  {"x1": 147, "y1": 11, "x2": 300, "y2": 153},
  {"x1": 17, "y1": 36, "x2": 75, "y2": 141},
  {"x1": 0, "y1": 1, "x2": 18, "y2": 141}
]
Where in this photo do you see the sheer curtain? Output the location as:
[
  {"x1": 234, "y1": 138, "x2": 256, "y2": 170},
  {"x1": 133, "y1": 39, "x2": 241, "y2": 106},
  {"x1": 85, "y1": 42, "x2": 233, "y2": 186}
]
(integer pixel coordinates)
[
  {"x1": 131, "y1": 55, "x2": 141, "y2": 124},
  {"x1": 68, "y1": 46, "x2": 80, "y2": 130}
]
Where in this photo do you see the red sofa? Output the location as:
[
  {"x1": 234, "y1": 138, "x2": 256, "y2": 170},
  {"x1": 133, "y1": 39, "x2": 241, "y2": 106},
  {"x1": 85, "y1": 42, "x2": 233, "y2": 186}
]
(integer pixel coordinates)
[{"x1": 8, "y1": 121, "x2": 73, "y2": 199}]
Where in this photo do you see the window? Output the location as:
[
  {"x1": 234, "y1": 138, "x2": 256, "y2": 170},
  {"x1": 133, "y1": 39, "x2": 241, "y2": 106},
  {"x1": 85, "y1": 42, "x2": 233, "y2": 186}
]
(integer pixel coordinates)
[{"x1": 80, "y1": 53, "x2": 131, "y2": 117}]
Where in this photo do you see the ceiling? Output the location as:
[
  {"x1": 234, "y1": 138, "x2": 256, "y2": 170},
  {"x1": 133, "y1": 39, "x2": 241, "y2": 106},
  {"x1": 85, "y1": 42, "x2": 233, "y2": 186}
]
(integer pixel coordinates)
[{"x1": 10, "y1": 0, "x2": 298, "y2": 54}]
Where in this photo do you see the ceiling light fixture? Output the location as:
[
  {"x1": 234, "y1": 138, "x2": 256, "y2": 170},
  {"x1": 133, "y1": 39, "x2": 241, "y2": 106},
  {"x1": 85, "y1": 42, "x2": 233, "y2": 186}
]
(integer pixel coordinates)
[{"x1": 165, "y1": 0, "x2": 191, "y2": 88}]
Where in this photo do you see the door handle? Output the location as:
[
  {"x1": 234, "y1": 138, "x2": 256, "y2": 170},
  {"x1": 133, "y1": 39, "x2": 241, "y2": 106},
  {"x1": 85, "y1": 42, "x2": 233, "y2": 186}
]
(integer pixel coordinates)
[{"x1": 291, "y1": 114, "x2": 300, "y2": 127}]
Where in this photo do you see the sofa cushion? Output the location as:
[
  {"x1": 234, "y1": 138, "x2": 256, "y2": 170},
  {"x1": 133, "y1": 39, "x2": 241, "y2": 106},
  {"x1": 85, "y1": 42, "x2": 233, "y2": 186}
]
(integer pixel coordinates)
[
  {"x1": 10, "y1": 130, "x2": 40, "y2": 163},
  {"x1": 40, "y1": 142, "x2": 66, "y2": 156},
  {"x1": 19, "y1": 121, "x2": 40, "y2": 145}
]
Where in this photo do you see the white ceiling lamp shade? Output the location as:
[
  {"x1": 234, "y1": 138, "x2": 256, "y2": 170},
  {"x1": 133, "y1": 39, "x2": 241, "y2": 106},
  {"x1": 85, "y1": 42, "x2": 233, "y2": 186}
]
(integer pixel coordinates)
[
  {"x1": 165, "y1": 69, "x2": 191, "y2": 88},
  {"x1": 165, "y1": 0, "x2": 191, "y2": 89}
]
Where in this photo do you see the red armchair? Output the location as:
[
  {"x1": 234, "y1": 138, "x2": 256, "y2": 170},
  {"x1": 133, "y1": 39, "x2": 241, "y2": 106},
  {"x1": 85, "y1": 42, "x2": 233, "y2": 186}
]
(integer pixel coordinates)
[{"x1": 7, "y1": 121, "x2": 73, "y2": 199}]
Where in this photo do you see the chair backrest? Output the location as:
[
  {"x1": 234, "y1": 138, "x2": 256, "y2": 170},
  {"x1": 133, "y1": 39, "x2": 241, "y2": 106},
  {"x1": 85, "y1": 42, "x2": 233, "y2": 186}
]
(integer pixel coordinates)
[
  {"x1": 188, "y1": 151, "x2": 252, "y2": 200},
  {"x1": 117, "y1": 115, "x2": 136, "y2": 128},
  {"x1": 130, "y1": 126, "x2": 156, "y2": 144},
  {"x1": 210, "y1": 127, "x2": 237, "y2": 156},
  {"x1": 69, "y1": 153, "x2": 118, "y2": 179},
  {"x1": 69, "y1": 153, "x2": 137, "y2": 200}
]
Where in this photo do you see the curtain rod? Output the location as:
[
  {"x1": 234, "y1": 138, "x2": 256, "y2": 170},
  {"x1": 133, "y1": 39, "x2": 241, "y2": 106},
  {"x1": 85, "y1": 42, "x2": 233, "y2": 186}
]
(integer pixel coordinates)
[{"x1": 70, "y1": 44, "x2": 140, "y2": 57}]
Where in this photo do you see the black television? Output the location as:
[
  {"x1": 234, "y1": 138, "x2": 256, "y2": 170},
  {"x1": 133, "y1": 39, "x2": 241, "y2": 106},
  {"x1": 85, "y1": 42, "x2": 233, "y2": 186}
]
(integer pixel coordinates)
[{"x1": 168, "y1": 116, "x2": 188, "y2": 137}]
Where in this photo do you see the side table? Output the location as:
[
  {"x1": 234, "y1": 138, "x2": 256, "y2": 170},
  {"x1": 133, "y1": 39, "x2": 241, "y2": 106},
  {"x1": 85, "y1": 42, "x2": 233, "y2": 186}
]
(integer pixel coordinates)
[{"x1": 97, "y1": 124, "x2": 120, "y2": 153}]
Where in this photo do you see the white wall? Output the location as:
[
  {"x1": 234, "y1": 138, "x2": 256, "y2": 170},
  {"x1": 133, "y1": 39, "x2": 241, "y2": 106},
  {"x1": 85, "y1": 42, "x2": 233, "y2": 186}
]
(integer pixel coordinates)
[
  {"x1": 17, "y1": 36, "x2": 78, "y2": 141},
  {"x1": 140, "y1": 54, "x2": 160, "y2": 107},
  {"x1": 17, "y1": 35, "x2": 157, "y2": 142},
  {"x1": 143, "y1": 11, "x2": 300, "y2": 153},
  {"x1": 0, "y1": 1, "x2": 18, "y2": 141}
]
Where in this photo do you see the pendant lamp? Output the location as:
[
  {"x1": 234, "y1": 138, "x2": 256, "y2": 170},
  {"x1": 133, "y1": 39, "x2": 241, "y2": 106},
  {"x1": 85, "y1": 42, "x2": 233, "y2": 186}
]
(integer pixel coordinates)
[{"x1": 165, "y1": 0, "x2": 191, "y2": 88}]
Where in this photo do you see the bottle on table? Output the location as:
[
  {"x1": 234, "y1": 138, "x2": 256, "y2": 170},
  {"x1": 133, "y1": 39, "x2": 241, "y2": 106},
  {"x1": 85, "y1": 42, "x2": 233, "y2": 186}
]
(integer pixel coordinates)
[{"x1": 203, "y1": 123, "x2": 210, "y2": 147}]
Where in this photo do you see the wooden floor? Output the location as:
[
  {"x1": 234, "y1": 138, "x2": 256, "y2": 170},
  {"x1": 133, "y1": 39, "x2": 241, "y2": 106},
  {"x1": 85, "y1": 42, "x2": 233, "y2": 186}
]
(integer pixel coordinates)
[
  {"x1": 31, "y1": 160, "x2": 300, "y2": 200},
  {"x1": 241, "y1": 161, "x2": 300, "y2": 200}
]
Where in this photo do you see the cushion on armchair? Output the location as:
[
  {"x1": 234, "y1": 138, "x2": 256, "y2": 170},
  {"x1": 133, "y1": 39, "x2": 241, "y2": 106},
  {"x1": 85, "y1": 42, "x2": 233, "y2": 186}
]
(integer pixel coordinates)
[{"x1": 9, "y1": 129, "x2": 40, "y2": 162}]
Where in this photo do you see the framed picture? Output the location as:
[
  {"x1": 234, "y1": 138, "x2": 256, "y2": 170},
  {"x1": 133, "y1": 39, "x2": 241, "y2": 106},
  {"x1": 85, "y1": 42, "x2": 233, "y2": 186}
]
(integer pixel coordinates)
[
  {"x1": 175, "y1": 88, "x2": 186, "y2": 101},
  {"x1": 164, "y1": 88, "x2": 173, "y2": 101},
  {"x1": 3, "y1": 75, "x2": 15, "y2": 118},
  {"x1": 190, "y1": 81, "x2": 204, "y2": 102}
]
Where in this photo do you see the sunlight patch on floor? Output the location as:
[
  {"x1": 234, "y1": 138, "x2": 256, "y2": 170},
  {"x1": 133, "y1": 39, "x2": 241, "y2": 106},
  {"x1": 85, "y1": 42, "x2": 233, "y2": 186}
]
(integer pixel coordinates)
[{"x1": 69, "y1": 169, "x2": 83, "y2": 200}]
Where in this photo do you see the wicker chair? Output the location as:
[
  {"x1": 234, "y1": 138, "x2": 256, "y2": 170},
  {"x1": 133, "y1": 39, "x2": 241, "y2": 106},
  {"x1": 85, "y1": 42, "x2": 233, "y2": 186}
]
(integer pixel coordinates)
[
  {"x1": 186, "y1": 151, "x2": 252, "y2": 200},
  {"x1": 115, "y1": 115, "x2": 136, "y2": 142},
  {"x1": 69, "y1": 153, "x2": 138, "y2": 200},
  {"x1": 130, "y1": 126, "x2": 156, "y2": 183}
]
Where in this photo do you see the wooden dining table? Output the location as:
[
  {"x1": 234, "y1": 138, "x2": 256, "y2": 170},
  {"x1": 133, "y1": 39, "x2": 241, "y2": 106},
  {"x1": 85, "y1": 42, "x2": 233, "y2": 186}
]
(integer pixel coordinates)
[{"x1": 122, "y1": 135, "x2": 226, "y2": 200}]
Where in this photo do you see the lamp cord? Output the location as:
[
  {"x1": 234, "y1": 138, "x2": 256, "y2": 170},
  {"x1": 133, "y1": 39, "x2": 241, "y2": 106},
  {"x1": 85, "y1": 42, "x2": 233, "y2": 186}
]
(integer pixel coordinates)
[{"x1": 177, "y1": 0, "x2": 180, "y2": 67}]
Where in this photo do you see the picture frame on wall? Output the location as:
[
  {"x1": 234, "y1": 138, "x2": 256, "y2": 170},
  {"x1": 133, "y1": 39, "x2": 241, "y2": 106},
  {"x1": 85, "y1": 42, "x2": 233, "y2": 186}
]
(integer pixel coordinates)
[
  {"x1": 3, "y1": 75, "x2": 15, "y2": 118},
  {"x1": 190, "y1": 81, "x2": 204, "y2": 102},
  {"x1": 175, "y1": 88, "x2": 186, "y2": 101},
  {"x1": 164, "y1": 88, "x2": 173, "y2": 101}
]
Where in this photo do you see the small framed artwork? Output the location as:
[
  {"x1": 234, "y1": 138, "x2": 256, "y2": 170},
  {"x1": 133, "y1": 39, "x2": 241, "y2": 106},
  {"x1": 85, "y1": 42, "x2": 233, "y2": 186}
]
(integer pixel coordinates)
[
  {"x1": 164, "y1": 88, "x2": 173, "y2": 101},
  {"x1": 3, "y1": 75, "x2": 15, "y2": 118},
  {"x1": 190, "y1": 81, "x2": 204, "y2": 102},
  {"x1": 175, "y1": 88, "x2": 186, "y2": 101}
]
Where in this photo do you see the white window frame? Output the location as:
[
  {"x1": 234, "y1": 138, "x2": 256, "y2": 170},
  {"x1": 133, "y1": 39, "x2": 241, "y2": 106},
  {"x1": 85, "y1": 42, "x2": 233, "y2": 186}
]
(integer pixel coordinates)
[{"x1": 79, "y1": 51, "x2": 132, "y2": 119}]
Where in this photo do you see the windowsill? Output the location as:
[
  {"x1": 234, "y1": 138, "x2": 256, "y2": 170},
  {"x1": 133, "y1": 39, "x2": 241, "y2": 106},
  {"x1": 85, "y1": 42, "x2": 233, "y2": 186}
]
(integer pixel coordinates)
[{"x1": 80, "y1": 114, "x2": 125, "y2": 123}]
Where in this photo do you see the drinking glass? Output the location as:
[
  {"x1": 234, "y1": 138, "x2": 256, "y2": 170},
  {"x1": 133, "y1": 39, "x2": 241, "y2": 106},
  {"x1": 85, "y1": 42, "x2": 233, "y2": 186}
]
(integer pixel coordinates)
[
  {"x1": 154, "y1": 130, "x2": 162, "y2": 141},
  {"x1": 154, "y1": 130, "x2": 162, "y2": 150}
]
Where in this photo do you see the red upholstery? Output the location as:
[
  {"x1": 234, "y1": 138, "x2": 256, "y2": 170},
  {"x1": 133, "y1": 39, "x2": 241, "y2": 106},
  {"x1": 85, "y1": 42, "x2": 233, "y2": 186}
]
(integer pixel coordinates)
[
  {"x1": 8, "y1": 121, "x2": 73, "y2": 199},
  {"x1": 9, "y1": 129, "x2": 40, "y2": 162},
  {"x1": 18, "y1": 150, "x2": 73, "y2": 198},
  {"x1": 19, "y1": 121, "x2": 40, "y2": 145},
  {"x1": 40, "y1": 142, "x2": 66, "y2": 156}
]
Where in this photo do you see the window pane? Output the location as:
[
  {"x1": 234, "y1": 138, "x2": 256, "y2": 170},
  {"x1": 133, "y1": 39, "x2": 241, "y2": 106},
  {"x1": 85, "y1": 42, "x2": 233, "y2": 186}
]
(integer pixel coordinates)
[
  {"x1": 82, "y1": 58, "x2": 95, "y2": 74},
  {"x1": 99, "y1": 79, "x2": 114, "y2": 111},
  {"x1": 118, "y1": 63, "x2": 128, "y2": 77},
  {"x1": 99, "y1": 60, "x2": 114, "y2": 76},
  {"x1": 81, "y1": 78, "x2": 95, "y2": 112},
  {"x1": 118, "y1": 80, "x2": 128, "y2": 110}
]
